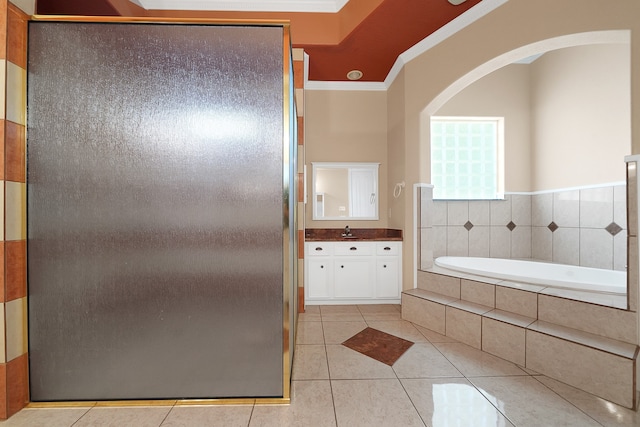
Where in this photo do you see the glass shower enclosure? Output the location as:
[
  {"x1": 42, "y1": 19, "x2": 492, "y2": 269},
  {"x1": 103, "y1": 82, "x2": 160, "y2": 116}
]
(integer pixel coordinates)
[{"x1": 26, "y1": 19, "x2": 297, "y2": 401}]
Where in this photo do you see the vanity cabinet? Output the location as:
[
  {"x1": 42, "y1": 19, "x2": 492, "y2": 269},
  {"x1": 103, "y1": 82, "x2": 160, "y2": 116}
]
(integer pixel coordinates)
[{"x1": 305, "y1": 241, "x2": 402, "y2": 304}]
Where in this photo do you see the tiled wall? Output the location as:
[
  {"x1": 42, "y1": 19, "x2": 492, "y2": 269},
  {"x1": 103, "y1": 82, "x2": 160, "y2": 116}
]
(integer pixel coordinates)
[
  {"x1": 293, "y1": 48, "x2": 305, "y2": 313},
  {"x1": 419, "y1": 183, "x2": 627, "y2": 271},
  {"x1": 0, "y1": 1, "x2": 30, "y2": 419}
]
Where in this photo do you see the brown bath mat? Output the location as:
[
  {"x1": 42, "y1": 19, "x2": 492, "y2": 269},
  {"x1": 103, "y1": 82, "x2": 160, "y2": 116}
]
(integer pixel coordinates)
[{"x1": 342, "y1": 327, "x2": 414, "y2": 366}]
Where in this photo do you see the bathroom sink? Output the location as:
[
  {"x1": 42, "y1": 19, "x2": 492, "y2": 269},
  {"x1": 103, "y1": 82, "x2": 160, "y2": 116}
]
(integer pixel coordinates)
[{"x1": 341, "y1": 234, "x2": 358, "y2": 239}]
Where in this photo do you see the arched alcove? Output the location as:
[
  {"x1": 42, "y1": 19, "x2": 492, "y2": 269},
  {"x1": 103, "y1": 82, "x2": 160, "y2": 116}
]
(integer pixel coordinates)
[{"x1": 418, "y1": 29, "x2": 632, "y2": 308}]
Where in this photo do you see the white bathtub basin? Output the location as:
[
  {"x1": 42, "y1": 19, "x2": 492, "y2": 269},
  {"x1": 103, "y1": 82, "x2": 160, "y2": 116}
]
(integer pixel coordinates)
[{"x1": 434, "y1": 256, "x2": 626, "y2": 295}]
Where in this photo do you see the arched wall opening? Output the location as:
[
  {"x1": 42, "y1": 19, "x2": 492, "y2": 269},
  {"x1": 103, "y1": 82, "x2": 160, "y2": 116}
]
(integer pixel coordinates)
[{"x1": 416, "y1": 29, "x2": 632, "y2": 308}]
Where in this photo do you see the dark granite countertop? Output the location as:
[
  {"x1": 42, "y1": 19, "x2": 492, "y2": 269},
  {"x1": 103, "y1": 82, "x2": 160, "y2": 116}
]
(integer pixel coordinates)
[{"x1": 305, "y1": 228, "x2": 403, "y2": 242}]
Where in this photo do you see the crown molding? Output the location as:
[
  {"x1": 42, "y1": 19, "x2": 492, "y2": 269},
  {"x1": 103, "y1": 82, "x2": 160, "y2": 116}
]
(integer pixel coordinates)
[
  {"x1": 305, "y1": 80, "x2": 387, "y2": 91},
  {"x1": 129, "y1": 0, "x2": 348, "y2": 12},
  {"x1": 305, "y1": 0, "x2": 509, "y2": 90}
]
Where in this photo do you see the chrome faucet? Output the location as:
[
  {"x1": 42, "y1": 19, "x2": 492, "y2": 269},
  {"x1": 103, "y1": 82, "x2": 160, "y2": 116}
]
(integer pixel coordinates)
[{"x1": 343, "y1": 225, "x2": 352, "y2": 237}]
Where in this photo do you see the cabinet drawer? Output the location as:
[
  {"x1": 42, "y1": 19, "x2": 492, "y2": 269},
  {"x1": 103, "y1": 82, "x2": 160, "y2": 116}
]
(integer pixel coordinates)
[
  {"x1": 306, "y1": 243, "x2": 332, "y2": 256},
  {"x1": 334, "y1": 242, "x2": 374, "y2": 256},
  {"x1": 376, "y1": 242, "x2": 400, "y2": 256}
]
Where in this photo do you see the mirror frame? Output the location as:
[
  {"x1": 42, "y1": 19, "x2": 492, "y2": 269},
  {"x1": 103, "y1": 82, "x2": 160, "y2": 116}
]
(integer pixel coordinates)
[{"x1": 311, "y1": 162, "x2": 380, "y2": 221}]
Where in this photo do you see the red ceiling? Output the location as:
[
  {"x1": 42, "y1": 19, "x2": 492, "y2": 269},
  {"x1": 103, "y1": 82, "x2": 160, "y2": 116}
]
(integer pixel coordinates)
[
  {"x1": 35, "y1": 0, "x2": 481, "y2": 82},
  {"x1": 303, "y1": 0, "x2": 480, "y2": 82}
]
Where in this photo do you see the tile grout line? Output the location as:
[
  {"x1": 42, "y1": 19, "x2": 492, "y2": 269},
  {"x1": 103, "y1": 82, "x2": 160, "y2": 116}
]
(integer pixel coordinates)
[
  {"x1": 320, "y1": 306, "x2": 340, "y2": 427},
  {"x1": 529, "y1": 375, "x2": 606, "y2": 427}
]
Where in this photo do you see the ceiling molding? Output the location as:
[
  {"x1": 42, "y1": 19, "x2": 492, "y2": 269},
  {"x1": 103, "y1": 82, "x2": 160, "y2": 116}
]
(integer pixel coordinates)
[
  {"x1": 399, "y1": 0, "x2": 509, "y2": 66},
  {"x1": 129, "y1": 0, "x2": 349, "y2": 12},
  {"x1": 384, "y1": 0, "x2": 508, "y2": 88},
  {"x1": 305, "y1": 80, "x2": 387, "y2": 91},
  {"x1": 309, "y1": 0, "x2": 508, "y2": 91}
]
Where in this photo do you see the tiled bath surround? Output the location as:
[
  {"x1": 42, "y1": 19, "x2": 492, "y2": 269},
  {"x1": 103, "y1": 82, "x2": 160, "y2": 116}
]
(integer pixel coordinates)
[
  {"x1": 419, "y1": 183, "x2": 627, "y2": 271},
  {"x1": 411, "y1": 175, "x2": 640, "y2": 410}
]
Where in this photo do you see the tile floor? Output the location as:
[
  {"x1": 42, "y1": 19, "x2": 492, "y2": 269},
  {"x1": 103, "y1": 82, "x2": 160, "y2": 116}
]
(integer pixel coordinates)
[{"x1": 2, "y1": 304, "x2": 639, "y2": 426}]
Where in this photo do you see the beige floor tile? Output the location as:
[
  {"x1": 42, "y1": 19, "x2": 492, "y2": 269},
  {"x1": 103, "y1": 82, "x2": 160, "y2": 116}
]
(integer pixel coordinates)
[
  {"x1": 326, "y1": 344, "x2": 396, "y2": 379},
  {"x1": 357, "y1": 304, "x2": 401, "y2": 313},
  {"x1": 74, "y1": 406, "x2": 173, "y2": 427},
  {"x1": 469, "y1": 376, "x2": 601, "y2": 426},
  {"x1": 322, "y1": 321, "x2": 367, "y2": 344},
  {"x1": 434, "y1": 342, "x2": 528, "y2": 377},
  {"x1": 249, "y1": 380, "x2": 336, "y2": 427},
  {"x1": 332, "y1": 379, "x2": 425, "y2": 427},
  {"x1": 401, "y1": 378, "x2": 514, "y2": 427},
  {"x1": 298, "y1": 311, "x2": 322, "y2": 322},
  {"x1": 295, "y1": 321, "x2": 324, "y2": 344},
  {"x1": 0, "y1": 408, "x2": 91, "y2": 427},
  {"x1": 535, "y1": 376, "x2": 640, "y2": 426},
  {"x1": 303, "y1": 305, "x2": 321, "y2": 314},
  {"x1": 365, "y1": 320, "x2": 428, "y2": 342},
  {"x1": 161, "y1": 405, "x2": 253, "y2": 427},
  {"x1": 362, "y1": 311, "x2": 403, "y2": 321},
  {"x1": 292, "y1": 344, "x2": 329, "y2": 380},
  {"x1": 321, "y1": 312, "x2": 365, "y2": 322},
  {"x1": 392, "y1": 343, "x2": 463, "y2": 379},
  {"x1": 414, "y1": 325, "x2": 458, "y2": 343},
  {"x1": 320, "y1": 305, "x2": 359, "y2": 314}
]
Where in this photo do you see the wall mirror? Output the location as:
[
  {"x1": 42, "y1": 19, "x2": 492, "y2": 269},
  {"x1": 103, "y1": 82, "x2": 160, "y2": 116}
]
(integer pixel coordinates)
[{"x1": 312, "y1": 162, "x2": 379, "y2": 220}]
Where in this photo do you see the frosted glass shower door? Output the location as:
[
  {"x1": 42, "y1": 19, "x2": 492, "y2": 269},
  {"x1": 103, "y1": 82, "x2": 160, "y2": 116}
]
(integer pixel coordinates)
[{"x1": 27, "y1": 21, "x2": 290, "y2": 401}]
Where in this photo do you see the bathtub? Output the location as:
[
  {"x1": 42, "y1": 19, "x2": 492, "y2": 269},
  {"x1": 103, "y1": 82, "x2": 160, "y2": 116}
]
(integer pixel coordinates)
[{"x1": 434, "y1": 256, "x2": 626, "y2": 295}]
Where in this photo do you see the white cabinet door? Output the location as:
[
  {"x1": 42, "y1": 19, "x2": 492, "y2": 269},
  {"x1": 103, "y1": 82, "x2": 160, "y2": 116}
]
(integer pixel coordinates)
[
  {"x1": 376, "y1": 258, "x2": 400, "y2": 298},
  {"x1": 307, "y1": 258, "x2": 331, "y2": 299},
  {"x1": 334, "y1": 259, "x2": 374, "y2": 298}
]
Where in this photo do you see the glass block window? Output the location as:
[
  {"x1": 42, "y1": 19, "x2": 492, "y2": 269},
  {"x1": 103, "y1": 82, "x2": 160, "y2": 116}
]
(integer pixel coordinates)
[{"x1": 431, "y1": 116, "x2": 504, "y2": 200}]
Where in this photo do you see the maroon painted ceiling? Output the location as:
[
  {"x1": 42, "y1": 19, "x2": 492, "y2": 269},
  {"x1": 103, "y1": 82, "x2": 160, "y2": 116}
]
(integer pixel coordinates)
[
  {"x1": 35, "y1": 0, "x2": 481, "y2": 82},
  {"x1": 304, "y1": 0, "x2": 481, "y2": 82}
]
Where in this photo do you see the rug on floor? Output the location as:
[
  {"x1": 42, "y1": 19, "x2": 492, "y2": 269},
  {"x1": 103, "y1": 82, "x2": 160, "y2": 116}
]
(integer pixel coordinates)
[{"x1": 342, "y1": 327, "x2": 414, "y2": 366}]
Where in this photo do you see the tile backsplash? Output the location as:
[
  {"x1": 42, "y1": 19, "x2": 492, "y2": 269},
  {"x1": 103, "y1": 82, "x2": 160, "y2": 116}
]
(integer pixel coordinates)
[{"x1": 419, "y1": 183, "x2": 627, "y2": 271}]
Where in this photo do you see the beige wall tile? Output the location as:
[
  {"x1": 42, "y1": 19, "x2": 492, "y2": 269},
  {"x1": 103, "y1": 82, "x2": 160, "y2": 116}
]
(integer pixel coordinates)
[
  {"x1": 495, "y1": 286, "x2": 538, "y2": 319},
  {"x1": 445, "y1": 307, "x2": 481, "y2": 349},
  {"x1": 628, "y1": 235, "x2": 638, "y2": 312},
  {"x1": 5, "y1": 297, "x2": 26, "y2": 362},
  {"x1": 6, "y1": 61, "x2": 26, "y2": 125},
  {"x1": 461, "y1": 279, "x2": 495, "y2": 307},
  {"x1": 417, "y1": 271, "x2": 460, "y2": 299},
  {"x1": 5, "y1": 181, "x2": 25, "y2": 241},
  {"x1": 538, "y1": 294, "x2": 636, "y2": 344},
  {"x1": 0, "y1": 303, "x2": 5, "y2": 363},
  {"x1": 0, "y1": 59, "x2": 5, "y2": 120},
  {"x1": 526, "y1": 330, "x2": 635, "y2": 409},
  {"x1": 297, "y1": 151, "x2": 305, "y2": 174},
  {"x1": 0, "y1": 182, "x2": 4, "y2": 241},
  {"x1": 401, "y1": 294, "x2": 446, "y2": 335},
  {"x1": 627, "y1": 162, "x2": 637, "y2": 237},
  {"x1": 482, "y1": 317, "x2": 525, "y2": 366}
]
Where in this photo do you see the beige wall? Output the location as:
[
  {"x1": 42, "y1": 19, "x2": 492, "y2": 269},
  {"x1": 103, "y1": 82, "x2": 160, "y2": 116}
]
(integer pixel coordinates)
[
  {"x1": 305, "y1": 89, "x2": 388, "y2": 228},
  {"x1": 433, "y1": 43, "x2": 630, "y2": 193},
  {"x1": 435, "y1": 64, "x2": 532, "y2": 192},
  {"x1": 391, "y1": 0, "x2": 640, "y2": 289},
  {"x1": 387, "y1": 69, "x2": 407, "y2": 232},
  {"x1": 304, "y1": 0, "x2": 639, "y2": 290},
  {"x1": 531, "y1": 44, "x2": 630, "y2": 190}
]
